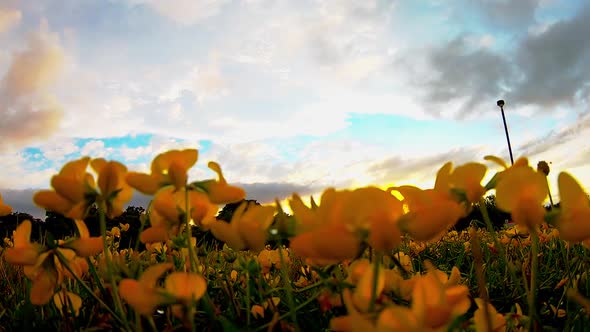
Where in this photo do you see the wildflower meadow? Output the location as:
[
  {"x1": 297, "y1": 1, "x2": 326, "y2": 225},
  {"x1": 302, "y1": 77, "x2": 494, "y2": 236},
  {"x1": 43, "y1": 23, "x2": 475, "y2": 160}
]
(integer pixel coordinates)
[{"x1": 0, "y1": 149, "x2": 589, "y2": 331}]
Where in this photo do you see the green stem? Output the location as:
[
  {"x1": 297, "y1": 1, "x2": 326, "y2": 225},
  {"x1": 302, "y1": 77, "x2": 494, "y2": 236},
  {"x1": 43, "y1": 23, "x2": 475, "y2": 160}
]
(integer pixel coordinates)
[
  {"x1": 147, "y1": 316, "x2": 159, "y2": 332},
  {"x1": 184, "y1": 189, "x2": 197, "y2": 272},
  {"x1": 293, "y1": 280, "x2": 324, "y2": 293},
  {"x1": 544, "y1": 177, "x2": 554, "y2": 208},
  {"x1": 86, "y1": 257, "x2": 107, "y2": 297},
  {"x1": 98, "y1": 203, "x2": 128, "y2": 329},
  {"x1": 133, "y1": 200, "x2": 151, "y2": 253},
  {"x1": 479, "y1": 199, "x2": 524, "y2": 294},
  {"x1": 368, "y1": 252, "x2": 382, "y2": 313},
  {"x1": 255, "y1": 289, "x2": 323, "y2": 332},
  {"x1": 55, "y1": 250, "x2": 128, "y2": 329},
  {"x1": 278, "y1": 247, "x2": 300, "y2": 331},
  {"x1": 183, "y1": 188, "x2": 198, "y2": 331},
  {"x1": 470, "y1": 229, "x2": 493, "y2": 332},
  {"x1": 246, "y1": 271, "x2": 251, "y2": 327},
  {"x1": 529, "y1": 231, "x2": 539, "y2": 331}
]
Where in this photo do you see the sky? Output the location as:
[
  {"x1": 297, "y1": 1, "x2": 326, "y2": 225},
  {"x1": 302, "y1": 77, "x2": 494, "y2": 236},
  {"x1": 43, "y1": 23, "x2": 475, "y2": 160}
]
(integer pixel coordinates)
[{"x1": 1, "y1": 0, "x2": 589, "y2": 218}]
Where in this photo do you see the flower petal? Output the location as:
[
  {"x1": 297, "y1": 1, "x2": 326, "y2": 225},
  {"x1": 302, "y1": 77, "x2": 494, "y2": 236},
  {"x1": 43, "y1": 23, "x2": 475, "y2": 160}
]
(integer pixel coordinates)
[
  {"x1": 30, "y1": 266, "x2": 58, "y2": 305},
  {"x1": 119, "y1": 279, "x2": 167, "y2": 315},
  {"x1": 0, "y1": 193, "x2": 12, "y2": 217},
  {"x1": 126, "y1": 172, "x2": 160, "y2": 195},
  {"x1": 164, "y1": 272, "x2": 207, "y2": 303},
  {"x1": 64, "y1": 237, "x2": 104, "y2": 257},
  {"x1": 139, "y1": 263, "x2": 174, "y2": 287},
  {"x1": 33, "y1": 190, "x2": 72, "y2": 215},
  {"x1": 53, "y1": 292, "x2": 83, "y2": 316}
]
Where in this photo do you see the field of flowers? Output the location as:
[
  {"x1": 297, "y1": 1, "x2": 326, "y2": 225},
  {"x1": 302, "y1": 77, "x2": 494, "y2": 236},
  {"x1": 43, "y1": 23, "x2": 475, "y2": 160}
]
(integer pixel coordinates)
[{"x1": 0, "y1": 149, "x2": 589, "y2": 331}]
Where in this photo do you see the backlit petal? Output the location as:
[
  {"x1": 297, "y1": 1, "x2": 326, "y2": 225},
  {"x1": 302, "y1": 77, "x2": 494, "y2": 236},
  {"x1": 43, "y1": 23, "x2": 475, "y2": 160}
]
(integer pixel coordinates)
[{"x1": 164, "y1": 272, "x2": 207, "y2": 303}]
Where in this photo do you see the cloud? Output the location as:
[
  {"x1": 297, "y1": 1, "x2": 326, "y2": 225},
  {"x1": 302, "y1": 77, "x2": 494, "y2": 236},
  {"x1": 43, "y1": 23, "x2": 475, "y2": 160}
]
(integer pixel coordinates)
[
  {"x1": 129, "y1": 0, "x2": 230, "y2": 25},
  {"x1": 0, "y1": 149, "x2": 58, "y2": 189},
  {"x1": 509, "y1": 4, "x2": 590, "y2": 108},
  {"x1": 239, "y1": 182, "x2": 319, "y2": 203},
  {"x1": 0, "y1": 7, "x2": 21, "y2": 33},
  {"x1": 367, "y1": 146, "x2": 484, "y2": 185},
  {"x1": 80, "y1": 140, "x2": 112, "y2": 157},
  {"x1": 0, "y1": 189, "x2": 46, "y2": 218},
  {"x1": 405, "y1": 4, "x2": 590, "y2": 119},
  {"x1": 410, "y1": 36, "x2": 515, "y2": 118},
  {"x1": 516, "y1": 112, "x2": 590, "y2": 157},
  {"x1": 456, "y1": 0, "x2": 543, "y2": 29},
  {"x1": 0, "y1": 23, "x2": 65, "y2": 151},
  {"x1": 0, "y1": 188, "x2": 154, "y2": 219}
]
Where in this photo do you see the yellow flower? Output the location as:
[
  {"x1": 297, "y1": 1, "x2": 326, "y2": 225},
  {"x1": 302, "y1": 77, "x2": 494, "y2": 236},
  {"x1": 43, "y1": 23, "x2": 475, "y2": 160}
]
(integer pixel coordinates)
[
  {"x1": 483, "y1": 155, "x2": 530, "y2": 191},
  {"x1": 197, "y1": 161, "x2": 246, "y2": 204},
  {"x1": 53, "y1": 291, "x2": 83, "y2": 317},
  {"x1": 329, "y1": 289, "x2": 379, "y2": 332},
  {"x1": 3, "y1": 220, "x2": 43, "y2": 265},
  {"x1": 62, "y1": 219, "x2": 105, "y2": 257},
  {"x1": 290, "y1": 186, "x2": 403, "y2": 256},
  {"x1": 351, "y1": 262, "x2": 385, "y2": 312},
  {"x1": 290, "y1": 222, "x2": 360, "y2": 265},
  {"x1": 373, "y1": 263, "x2": 468, "y2": 330},
  {"x1": 251, "y1": 304, "x2": 265, "y2": 319},
  {"x1": 343, "y1": 187, "x2": 404, "y2": 252},
  {"x1": 119, "y1": 263, "x2": 174, "y2": 315},
  {"x1": 33, "y1": 157, "x2": 97, "y2": 219},
  {"x1": 110, "y1": 226, "x2": 121, "y2": 238},
  {"x1": 393, "y1": 185, "x2": 464, "y2": 242},
  {"x1": 288, "y1": 193, "x2": 322, "y2": 233},
  {"x1": 90, "y1": 158, "x2": 134, "y2": 219},
  {"x1": 164, "y1": 272, "x2": 207, "y2": 304},
  {"x1": 473, "y1": 298, "x2": 506, "y2": 332},
  {"x1": 0, "y1": 193, "x2": 12, "y2": 216},
  {"x1": 258, "y1": 248, "x2": 289, "y2": 273},
  {"x1": 549, "y1": 304, "x2": 566, "y2": 318},
  {"x1": 140, "y1": 186, "x2": 217, "y2": 243},
  {"x1": 495, "y1": 166, "x2": 548, "y2": 230},
  {"x1": 4, "y1": 220, "x2": 101, "y2": 305},
  {"x1": 393, "y1": 252, "x2": 413, "y2": 273},
  {"x1": 119, "y1": 263, "x2": 207, "y2": 316},
  {"x1": 555, "y1": 172, "x2": 590, "y2": 242},
  {"x1": 485, "y1": 155, "x2": 528, "y2": 169},
  {"x1": 410, "y1": 268, "x2": 471, "y2": 330},
  {"x1": 210, "y1": 201, "x2": 276, "y2": 252},
  {"x1": 448, "y1": 162, "x2": 488, "y2": 204},
  {"x1": 376, "y1": 306, "x2": 420, "y2": 331},
  {"x1": 126, "y1": 149, "x2": 198, "y2": 195}
]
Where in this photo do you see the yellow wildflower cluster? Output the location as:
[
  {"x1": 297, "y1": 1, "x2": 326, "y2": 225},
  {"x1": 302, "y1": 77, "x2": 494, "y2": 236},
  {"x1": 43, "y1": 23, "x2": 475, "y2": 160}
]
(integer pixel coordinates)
[{"x1": 0, "y1": 148, "x2": 588, "y2": 330}]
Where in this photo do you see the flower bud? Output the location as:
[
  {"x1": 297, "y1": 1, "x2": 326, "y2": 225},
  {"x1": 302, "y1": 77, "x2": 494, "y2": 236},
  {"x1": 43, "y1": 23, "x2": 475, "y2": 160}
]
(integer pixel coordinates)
[{"x1": 537, "y1": 161, "x2": 550, "y2": 176}]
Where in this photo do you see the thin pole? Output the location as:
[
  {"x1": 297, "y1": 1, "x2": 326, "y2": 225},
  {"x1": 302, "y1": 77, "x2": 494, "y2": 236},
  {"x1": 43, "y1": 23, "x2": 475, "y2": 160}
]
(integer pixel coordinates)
[{"x1": 497, "y1": 100, "x2": 514, "y2": 165}]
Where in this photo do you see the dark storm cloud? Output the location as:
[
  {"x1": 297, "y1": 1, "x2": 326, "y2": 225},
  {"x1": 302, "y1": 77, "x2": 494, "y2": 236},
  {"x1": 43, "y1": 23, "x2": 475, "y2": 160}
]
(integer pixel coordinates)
[
  {"x1": 419, "y1": 37, "x2": 515, "y2": 117},
  {"x1": 415, "y1": 4, "x2": 590, "y2": 119},
  {"x1": 509, "y1": 5, "x2": 590, "y2": 107}
]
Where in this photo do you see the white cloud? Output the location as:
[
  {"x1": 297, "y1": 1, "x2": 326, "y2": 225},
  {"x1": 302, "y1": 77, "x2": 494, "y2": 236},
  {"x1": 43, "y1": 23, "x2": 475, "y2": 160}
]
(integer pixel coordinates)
[
  {"x1": 129, "y1": 0, "x2": 230, "y2": 25},
  {"x1": 80, "y1": 140, "x2": 111, "y2": 157},
  {"x1": 0, "y1": 21, "x2": 65, "y2": 152},
  {"x1": 0, "y1": 7, "x2": 21, "y2": 34},
  {"x1": 0, "y1": 150, "x2": 57, "y2": 189},
  {"x1": 37, "y1": 137, "x2": 78, "y2": 162}
]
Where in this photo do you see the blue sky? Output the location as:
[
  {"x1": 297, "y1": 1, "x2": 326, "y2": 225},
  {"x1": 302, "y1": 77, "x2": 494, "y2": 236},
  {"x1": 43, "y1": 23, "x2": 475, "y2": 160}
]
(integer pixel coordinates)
[{"x1": 1, "y1": 0, "x2": 589, "y2": 217}]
